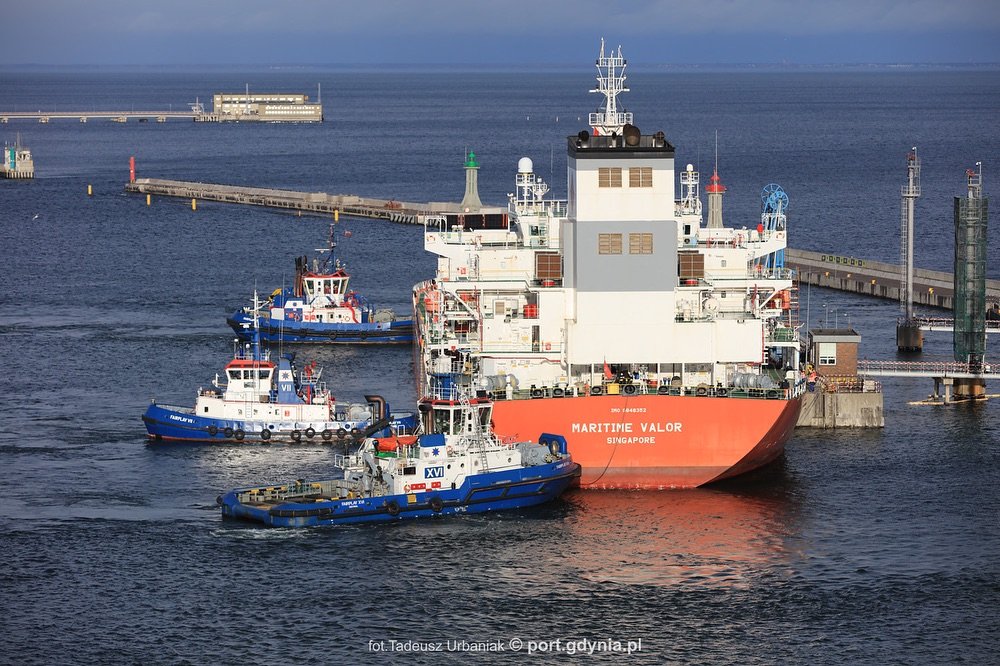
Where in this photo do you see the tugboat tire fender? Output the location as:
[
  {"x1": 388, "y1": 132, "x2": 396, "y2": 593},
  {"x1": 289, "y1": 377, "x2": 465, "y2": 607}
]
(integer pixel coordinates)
[
  {"x1": 260, "y1": 428, "x2": 271, "y2": 441},
  {"x1": 305, "y1": 427, "x2": 316, "y2": 439},
  {"x1": 291, "y1": 429, "x2": 302, "y2": 442},
  {"x1": 386, "y1": 500, "x2": 401, "y2": 516},
  {"x1": 208, "y1": 425, "x2": 219, "y2": 436},
  {"x1": 429, "y1": 496, "x2": 444, "y2": 513},
  {"x1": 336, "y1": 428, "x2": 347, "y2": 439},
  {"x1": 234, "y1": 428, "x2": 245, "y2": 441},
  {"x1": 223, "y1": 427, "x2": 234, "y2": 438},
  {"x1": 350, "y1": 427, "x2": 362, "y2": 438},
  {"x1": 322, "y1": 429, "x2": 333, "y2": 441}
]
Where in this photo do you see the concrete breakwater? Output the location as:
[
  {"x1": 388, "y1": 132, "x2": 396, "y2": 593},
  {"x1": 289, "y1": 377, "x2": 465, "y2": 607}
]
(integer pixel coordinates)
[{"x1": 124, "y1": 177, "x2": 999, "y2": 309}]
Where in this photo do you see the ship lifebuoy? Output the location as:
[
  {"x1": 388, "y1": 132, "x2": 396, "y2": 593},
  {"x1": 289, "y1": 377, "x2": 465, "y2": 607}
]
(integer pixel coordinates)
[
  {"x1": 544, "y1": 342, "x2": 551, "y2": 351},
  {"x1": 322, "y1": 429, "x2": 333, "y2": 441},
  {"x1": 305, "y1": 427, "x2": 316, "y2": 439},
  {"x1": 386, "y1": 500, "x2": 400, "y2": 516},
  {"x1": 446, "y1": 446, "x2": 455, "y2": 457},
  {"x1": 260, "y1": 428, "x2": 271, "y2": 440},
  {"x1": 291, "y1": 429, "x2": 302, "y2": 442},
  {"x1": 404, "y1": 484, "x2": 411, "y2": 493},
  {"x1": 234, "y1": 428, "x2": 245, "y2": 441},
  {"x1": 429, "y1": 496, "x2": 444, "y2": 513},
  {"x1": 208, "y1": 425, "x2": 219, "y2": 436}
]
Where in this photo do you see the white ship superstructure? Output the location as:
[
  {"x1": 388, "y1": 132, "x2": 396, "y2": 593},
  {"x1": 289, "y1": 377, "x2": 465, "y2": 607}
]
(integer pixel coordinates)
[
  {"x1": 413, "y1": 40, "x2": 802, "y2": 488},
  {"x1": 416, "y1": 46, "x2": 799, "y2": 400}
]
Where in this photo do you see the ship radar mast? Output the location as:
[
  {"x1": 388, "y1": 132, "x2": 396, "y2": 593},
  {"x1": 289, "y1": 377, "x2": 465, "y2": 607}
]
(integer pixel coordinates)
[{"x1": 588, "y1": 38, "x2": 633, "y2": 136}]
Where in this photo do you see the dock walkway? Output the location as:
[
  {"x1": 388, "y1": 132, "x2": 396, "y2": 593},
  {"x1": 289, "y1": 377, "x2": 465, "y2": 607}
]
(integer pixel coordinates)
[
  {"x1": 124, "y1": 178, "x2": 459, "y2": 224},
  {"x1": 2, "y1": 111, "x2": 194, "y2": 123}
]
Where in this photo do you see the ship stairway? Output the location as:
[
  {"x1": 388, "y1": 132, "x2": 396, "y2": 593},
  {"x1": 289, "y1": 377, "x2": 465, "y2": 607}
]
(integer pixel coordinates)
[
  {"x1": 443, "y1": 291, "x2": 477, "y2": 320},
  {"x1": 787, "y1": 283, "x2": 802, "y2": 332},
  {"x1": 460, "y1": 394, "x2": 491, "y2": 472}
]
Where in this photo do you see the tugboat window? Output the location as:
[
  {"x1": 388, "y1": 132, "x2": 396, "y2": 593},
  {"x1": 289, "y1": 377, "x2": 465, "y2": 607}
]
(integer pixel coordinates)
[{"x1": 434, "y1": 409, "x2": 452, "y2": 434}]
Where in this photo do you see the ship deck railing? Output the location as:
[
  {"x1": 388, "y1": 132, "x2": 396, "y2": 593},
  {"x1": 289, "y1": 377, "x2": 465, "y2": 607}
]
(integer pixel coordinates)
[{"x1": 485, "y1": 378, "x2": 805, "y2": 402}]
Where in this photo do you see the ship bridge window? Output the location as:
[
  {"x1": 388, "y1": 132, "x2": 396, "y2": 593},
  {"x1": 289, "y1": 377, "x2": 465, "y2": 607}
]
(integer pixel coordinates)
[
  {"x1": 598, "y1": 167, "x2": 622, "y2": 188},
  {"x1": 477, "y1": 404, "x2": 492, "y2": 429},
  {"x1": 228, "y1": 370, "x2": 241, "y2": 381},
  {"x1": 598, "y1": 233, "x2": 623, "y2": 255},
  {"x1": 629, "y1": 233, "x2": 653, "y2": 255},
  {"x1": 629, "y1": 167, "x2": 653, "y2": 188},
  {"x1": 433, "y1": 407, "x2": 460, "y2": 435},
  {"x1": 333, "y1": 278, "x2": 346, "y2": 295},
  {"x1": 258, "y1": 369, "x2": 271, "y2": 380},
  {"x1": 304, "y1": 280, "x2": 316, "y2": 298}
]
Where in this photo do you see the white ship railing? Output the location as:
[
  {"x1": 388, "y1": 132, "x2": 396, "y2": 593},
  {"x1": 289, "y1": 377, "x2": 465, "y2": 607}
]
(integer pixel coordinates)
[{"x1": 487, "y1": 377, "x2": 805, "y2": 402}]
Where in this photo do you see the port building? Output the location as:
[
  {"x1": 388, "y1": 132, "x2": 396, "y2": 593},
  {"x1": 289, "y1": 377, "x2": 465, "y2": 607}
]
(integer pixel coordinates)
[{"x1": 196, "y1": 93, "x2": 323, "y2": 123}]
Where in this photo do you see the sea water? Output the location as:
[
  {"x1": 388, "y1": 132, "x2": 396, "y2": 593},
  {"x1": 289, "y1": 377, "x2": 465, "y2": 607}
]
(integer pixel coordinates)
[{"x1": 1, "y1": 67, "x2": 999, "y2": 664}]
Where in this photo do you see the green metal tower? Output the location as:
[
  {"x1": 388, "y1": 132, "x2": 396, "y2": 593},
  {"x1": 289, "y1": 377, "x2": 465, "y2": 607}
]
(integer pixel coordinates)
[{"x1": 953, "y1": 163, "x2": 988, "y2": 372}]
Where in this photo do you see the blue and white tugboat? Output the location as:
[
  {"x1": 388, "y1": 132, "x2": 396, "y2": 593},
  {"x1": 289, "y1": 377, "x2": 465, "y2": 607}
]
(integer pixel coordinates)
[
  {"x1": 218, "y1": 393, "x2": 580, "y2": 527},
  {"x1": 143, "y1": 302, "x2": 417, "y2": 444},
  {"x1": 227, "y1": 224, "x2": 413, "y2": 344}
]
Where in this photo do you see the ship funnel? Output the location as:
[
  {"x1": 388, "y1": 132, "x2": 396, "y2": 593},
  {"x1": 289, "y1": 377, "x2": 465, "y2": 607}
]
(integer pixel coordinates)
[
  {"x1": 576, "y1": 130, "x2": 590, "y2": 148},
  {"x1": 623, "y1": 123, "x2": 640, "y2": 146}
]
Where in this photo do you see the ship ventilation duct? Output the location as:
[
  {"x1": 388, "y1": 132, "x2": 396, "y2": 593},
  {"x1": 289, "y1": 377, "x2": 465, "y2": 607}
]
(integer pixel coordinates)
[
  {"x1": 653, "y1": 131, "x2": 667, "y2": 148},
  {"x1": 576, "y1": 130, "x2": 590, "y2": 148},
  {"x1": 623, "y1": 123, "x2": 640, "y2": 146}
]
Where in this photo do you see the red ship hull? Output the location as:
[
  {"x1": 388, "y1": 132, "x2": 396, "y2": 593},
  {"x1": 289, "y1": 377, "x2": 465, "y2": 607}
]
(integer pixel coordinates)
[{"x1": 490, "y1": 393, "x2": 801, "y2": 489}]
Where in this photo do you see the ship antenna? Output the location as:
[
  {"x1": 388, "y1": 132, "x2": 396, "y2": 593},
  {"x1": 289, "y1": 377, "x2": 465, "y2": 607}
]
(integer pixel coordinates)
[
  {"x1": 588, "y1": 38, "x2": 632, "y2": 136},
  {"x1": 251, "y1": 289, "x2": 262, "y2": 361},
  {"x1": 714, "y1": 129, "x2": 719, "y2": 176}
]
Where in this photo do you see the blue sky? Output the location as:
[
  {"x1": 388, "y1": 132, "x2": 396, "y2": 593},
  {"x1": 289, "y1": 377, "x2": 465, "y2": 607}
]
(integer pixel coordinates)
[{"x1": 4, "y1": 0, "x2": 1000, "y2": 66}]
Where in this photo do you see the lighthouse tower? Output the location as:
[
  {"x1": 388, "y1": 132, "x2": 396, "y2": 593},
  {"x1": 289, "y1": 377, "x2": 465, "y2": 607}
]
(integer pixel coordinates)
[
  {"x1": 706, "y1": 169, "x2": 727, "y2": 229},
  {"x1": 460, "y1": 150, "x2": 483, "y2": 212}
]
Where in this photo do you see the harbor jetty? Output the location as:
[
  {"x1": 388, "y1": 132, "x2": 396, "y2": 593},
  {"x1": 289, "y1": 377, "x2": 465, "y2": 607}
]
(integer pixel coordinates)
[
  {"x1": 785, "y1": 248, "x2": 1000, "y2": 309},
  {"x1": 124, "y1": 177, "x2": 454, "y2": 224},
  {"x1": 1, "y1": 89, "x2": 322, "y2": 124},
  {"x1": 125, "y1": 175, "x2": 996, "y2": 312}
]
